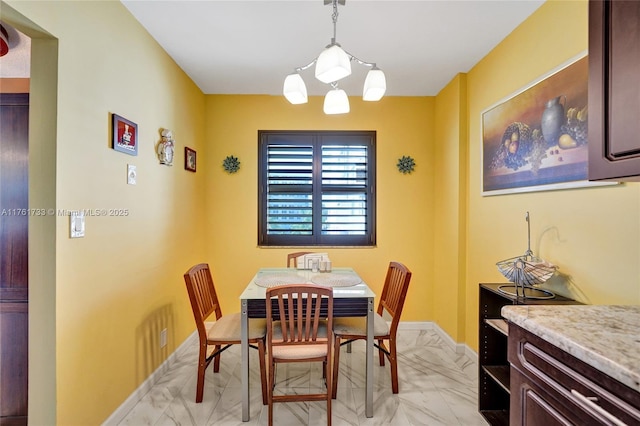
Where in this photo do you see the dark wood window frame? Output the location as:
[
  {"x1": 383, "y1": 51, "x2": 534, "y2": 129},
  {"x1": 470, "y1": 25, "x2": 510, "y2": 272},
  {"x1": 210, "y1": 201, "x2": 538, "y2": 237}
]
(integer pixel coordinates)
[{"x1": 258, "y1": 130, "x2": 376, "y2": 247}]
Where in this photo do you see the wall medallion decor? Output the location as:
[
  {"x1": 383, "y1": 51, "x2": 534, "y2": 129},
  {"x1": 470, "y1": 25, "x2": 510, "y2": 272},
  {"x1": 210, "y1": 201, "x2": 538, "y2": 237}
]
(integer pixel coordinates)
[
  {"x1": 397, "y1": 155, "x2": 415, "y2": 174},
  {"x1": 185, "y1": 147, "x2": 196, "y2": 172},
  {"x1": 156, "y1": 129, "x2": 175, "y2": 166},
  {"x1": 112, "y1": 113, "x2": 138, "y2": 156},
  {"x1": 481, "y1": 53, "x2": 614, "y2": 196},
  {"x1": 223, "y1": 155, "x2": 240, "y2": 174}
]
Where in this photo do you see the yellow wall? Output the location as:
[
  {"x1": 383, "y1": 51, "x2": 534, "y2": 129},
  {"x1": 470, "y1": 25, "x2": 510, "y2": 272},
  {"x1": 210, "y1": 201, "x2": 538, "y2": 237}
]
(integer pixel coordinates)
[
  {"x1": 463, "y1": 0, "x2": 640, "y2": 351},
  {"x1": 203, "y1": 95, "x2": 435, "y2": 321},
  {"x1": 433, "y1": 74, "x2": 468, "y2": 342},
  {"x1": 4, "y1": 1, "x2": 206, "y2": 424}
]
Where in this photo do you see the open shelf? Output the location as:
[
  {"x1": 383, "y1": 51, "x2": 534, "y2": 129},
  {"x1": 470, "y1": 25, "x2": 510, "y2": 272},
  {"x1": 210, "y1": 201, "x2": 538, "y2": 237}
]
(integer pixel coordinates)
[
  {"x1": 483, "y1": 365, "x2": 510, "y2": 393},
  {"x1": 486, "y1": 318, "x2": 509, "y2": 336},
  {"x1": 479, "y1": 410, "x2": 509, "y2": 426}
]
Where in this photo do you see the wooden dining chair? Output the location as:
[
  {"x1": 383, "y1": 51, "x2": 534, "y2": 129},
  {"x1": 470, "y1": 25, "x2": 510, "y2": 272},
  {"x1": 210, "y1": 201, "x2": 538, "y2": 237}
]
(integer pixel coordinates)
[
  {"x1": 331, "y1": 261, "x2": 412, "y2": 397},
  {"x1": 183, "y1": 263, "x2": 267, "y2": 404},
  {"x1": 266, "y1": 284, "x2": 334, "y2": 426},
  {"x1": 286, "y1": 251, "x2": 313, "y2": 268}
]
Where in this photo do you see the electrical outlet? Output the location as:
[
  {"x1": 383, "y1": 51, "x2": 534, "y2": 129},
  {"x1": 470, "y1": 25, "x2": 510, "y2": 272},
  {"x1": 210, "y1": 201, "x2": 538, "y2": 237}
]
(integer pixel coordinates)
[{"x1": 160, "y1": 328, "x2": 167, "y2": 348}]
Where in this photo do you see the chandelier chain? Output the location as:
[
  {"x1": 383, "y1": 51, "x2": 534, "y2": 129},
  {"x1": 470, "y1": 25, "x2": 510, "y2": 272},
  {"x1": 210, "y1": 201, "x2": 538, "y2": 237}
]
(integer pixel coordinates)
[{"x1": 331, "y1": 0, "x2": 339, "y2": 44}]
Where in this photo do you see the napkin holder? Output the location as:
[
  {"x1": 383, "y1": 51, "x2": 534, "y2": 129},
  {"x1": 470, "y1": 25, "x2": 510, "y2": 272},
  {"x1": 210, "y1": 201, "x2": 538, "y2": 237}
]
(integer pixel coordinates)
[{"x1": 296, "y1": 253, "x2": 330, "y2": 270}]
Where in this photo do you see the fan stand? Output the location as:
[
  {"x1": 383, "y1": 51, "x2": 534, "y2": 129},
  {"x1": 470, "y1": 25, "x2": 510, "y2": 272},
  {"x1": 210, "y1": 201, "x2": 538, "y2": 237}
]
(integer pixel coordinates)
[{"x1": 496, "y1": 212, "x2": 556, "y2": 300}]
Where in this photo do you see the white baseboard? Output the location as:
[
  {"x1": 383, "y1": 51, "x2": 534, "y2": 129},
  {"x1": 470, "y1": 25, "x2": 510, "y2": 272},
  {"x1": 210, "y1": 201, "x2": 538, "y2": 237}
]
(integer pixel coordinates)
[
  {"x1": 102, "y1": 332, "x2": 198, "y2": 425},
  {"x1": 463, "y1": 344, "x2": 478, "y2": 363}
]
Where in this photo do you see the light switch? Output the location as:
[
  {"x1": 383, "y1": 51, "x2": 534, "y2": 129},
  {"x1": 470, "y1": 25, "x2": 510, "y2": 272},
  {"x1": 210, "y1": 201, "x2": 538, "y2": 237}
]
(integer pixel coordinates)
[
  {"x1": 128, "y1": 164, "x2": 137, "y2": 185},
  {"x1": 70, "y1": 211, "x2": 85, "y2": 238}
]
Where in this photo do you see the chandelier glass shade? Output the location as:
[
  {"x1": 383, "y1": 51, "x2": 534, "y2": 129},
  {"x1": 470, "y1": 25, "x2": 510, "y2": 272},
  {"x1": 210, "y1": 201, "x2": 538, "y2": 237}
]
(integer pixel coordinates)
[
  {"x1": 283, "y1": 72, "x2": 308, "y2": 104},
  {"x1": 363, "y1": 67, "x2": 386, "y2": 101},
  {"x1": 283, "y1": 0, "x2": 386, "y2": 114},
  {"x1": 323, "y1": 87, "x2": 350, "y2": 115},
  {"x1": 315, "y1": 44, "x2": 352, "y2": 84}
]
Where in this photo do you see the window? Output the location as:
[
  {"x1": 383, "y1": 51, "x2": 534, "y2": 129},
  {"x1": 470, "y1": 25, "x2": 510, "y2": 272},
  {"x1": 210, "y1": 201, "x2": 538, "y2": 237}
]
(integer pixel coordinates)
[{"x1": 258, "y1": 130, "x2": 376, "y2": 247}]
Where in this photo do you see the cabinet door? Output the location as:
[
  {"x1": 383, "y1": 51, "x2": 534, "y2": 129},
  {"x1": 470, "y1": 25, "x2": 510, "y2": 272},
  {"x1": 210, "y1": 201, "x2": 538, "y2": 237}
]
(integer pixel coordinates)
[
  {"x1": 588, "y1": 0, "x2": 640, "y2": 181},
  {"x1": 511, "y1": 369, "x2": 573, "y2": 426}
]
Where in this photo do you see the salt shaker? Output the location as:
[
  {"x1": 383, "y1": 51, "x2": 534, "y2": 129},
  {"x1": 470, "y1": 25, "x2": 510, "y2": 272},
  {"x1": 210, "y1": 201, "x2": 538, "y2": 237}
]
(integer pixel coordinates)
[{"x1": 311, "y1": 259, "x2": 319, "y2": 273}]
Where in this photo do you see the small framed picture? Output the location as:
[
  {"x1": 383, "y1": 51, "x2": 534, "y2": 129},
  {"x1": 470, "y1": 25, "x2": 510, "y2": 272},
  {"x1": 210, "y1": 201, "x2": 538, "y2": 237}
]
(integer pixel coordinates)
[
  {"x1": 112, "y1": 113, "x2": 138, "y2": 156},
  {"x1": 185, "y1": 147, "x2": 196, "y2": 172}
]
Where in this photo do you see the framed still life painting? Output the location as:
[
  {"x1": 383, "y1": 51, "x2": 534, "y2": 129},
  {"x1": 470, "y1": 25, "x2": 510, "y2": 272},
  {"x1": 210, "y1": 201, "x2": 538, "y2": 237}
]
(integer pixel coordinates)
[
  {"x1": 112, "y1": 113, "x2": 138, "y2": 156},
  {"x1": 481, "y1": 53, "x2": 613, "y2": 196}
]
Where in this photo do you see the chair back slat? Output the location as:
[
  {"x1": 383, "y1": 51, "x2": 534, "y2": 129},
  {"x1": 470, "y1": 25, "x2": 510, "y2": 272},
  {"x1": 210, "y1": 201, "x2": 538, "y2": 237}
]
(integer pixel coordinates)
[
  {"x1": 184, "y1": 264, "x2": 222, "y2": 332},
  {"x1": 378, "y1": 262, "x2": 412, "y2": 327},
  {"x1": 267, "y1": 284, "x2": 333, "y2": 346},
  {"x1": 276, "y1": 296, "x2": 287, "y2": 340}
]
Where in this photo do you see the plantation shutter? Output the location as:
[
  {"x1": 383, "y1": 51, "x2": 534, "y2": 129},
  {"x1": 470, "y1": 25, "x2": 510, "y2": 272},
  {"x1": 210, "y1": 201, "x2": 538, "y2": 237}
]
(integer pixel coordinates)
[
  {"x1": 321, "y1": 145, "x2": 368, "y2": 235},
  {"x1": 259, "y1": 131, "x2": 375, "y2": 246},
  {"x1": 266, "y1": 144, "x2": 313, "y2": 235}
]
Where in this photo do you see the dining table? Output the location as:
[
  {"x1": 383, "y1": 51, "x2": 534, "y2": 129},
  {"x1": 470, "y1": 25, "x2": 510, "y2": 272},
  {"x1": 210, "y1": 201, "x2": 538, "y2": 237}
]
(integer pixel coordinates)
[{"x1": 240, "y1": 267, "x2": 376, "y2": 421}]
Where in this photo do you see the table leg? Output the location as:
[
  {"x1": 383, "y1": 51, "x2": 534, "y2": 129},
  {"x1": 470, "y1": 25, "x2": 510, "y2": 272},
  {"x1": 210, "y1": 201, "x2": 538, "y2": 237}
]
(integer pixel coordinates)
[
  {"x1": 366, "y1": 296, "x2": 374, "y2": 418},
  {"x1": 241, "y1": 298, "x2": 250, "y2": 422}
]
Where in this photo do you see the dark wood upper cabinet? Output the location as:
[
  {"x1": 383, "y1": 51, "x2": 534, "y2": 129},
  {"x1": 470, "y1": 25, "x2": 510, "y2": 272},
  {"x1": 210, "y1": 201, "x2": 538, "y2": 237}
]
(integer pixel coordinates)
[{"x1": 588, "y1": 0, "x2": 640, "y2": 181}]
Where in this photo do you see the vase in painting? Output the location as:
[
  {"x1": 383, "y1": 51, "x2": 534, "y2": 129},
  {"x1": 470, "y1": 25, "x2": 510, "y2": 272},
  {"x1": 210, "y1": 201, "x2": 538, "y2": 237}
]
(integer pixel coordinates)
[{"x1": 541, "y1": 96, "x2": 566, "y2": 146}]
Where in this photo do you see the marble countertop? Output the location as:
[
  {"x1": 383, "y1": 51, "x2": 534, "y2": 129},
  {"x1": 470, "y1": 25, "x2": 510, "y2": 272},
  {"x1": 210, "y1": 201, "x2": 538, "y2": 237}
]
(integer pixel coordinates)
[{"x1": 501, "y1": 304, "x2": 640, "y2": 393}]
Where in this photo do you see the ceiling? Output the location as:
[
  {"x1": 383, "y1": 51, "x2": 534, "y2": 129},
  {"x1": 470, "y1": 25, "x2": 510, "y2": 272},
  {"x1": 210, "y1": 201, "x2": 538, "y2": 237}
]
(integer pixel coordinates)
[
  {"x1": 1, "y1": 1, "x2": 545, "y2": 97},
  {"x1": 0, "y1": 23, "x2": 30, "y2": 77},
  {"x1": 121, "y1": 0, "x2": 545, "y2": 97}
]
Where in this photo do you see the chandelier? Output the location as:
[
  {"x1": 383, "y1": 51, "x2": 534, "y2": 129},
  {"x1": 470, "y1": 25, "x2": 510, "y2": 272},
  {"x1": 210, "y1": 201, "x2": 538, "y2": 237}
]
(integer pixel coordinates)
[{"x1": 283, "y1": 0, "x2": 386, "y2": 114}]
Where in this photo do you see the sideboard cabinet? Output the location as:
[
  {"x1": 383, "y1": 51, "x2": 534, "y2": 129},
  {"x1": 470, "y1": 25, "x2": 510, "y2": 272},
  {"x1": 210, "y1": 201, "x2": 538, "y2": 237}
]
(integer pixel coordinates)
[
  {"x1": 508, "y1": 323, "x2": 640, "y2": 425},
  {"x1": 478, "y1": 284, "x2": 579, "y2": 425}
]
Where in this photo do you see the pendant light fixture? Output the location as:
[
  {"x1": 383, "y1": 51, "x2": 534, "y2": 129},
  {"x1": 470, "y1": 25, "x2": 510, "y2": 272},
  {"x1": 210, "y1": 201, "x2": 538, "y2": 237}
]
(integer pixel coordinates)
[
  {"x1": 0, "y1": 25, "x2": 9, "y2": 57},
  {"x1": 283, "y1": 0, "x2": 386, "y2": 114}
]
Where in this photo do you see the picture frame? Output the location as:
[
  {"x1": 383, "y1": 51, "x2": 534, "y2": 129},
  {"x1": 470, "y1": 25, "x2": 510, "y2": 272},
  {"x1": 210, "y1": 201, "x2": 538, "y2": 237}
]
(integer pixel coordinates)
[
  {"x1": 185, "y1": 147, "x2": 196, "y2": 172},
  {"x1": 481, "y1": 53, "x2": 613, "y2": 196},
  {"x1": 112, "y1": 113, "x2": 138, "y2": 156}
]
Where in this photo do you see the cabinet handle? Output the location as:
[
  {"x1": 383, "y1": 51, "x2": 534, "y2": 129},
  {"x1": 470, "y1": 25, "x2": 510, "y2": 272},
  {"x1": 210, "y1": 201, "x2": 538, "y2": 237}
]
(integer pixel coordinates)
[{"x1": 571, "y1": 389, "x2": 627, "y2": 426}]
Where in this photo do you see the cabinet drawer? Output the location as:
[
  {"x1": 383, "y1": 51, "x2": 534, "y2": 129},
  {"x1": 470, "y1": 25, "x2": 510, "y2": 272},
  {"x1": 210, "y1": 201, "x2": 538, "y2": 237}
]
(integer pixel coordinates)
[{"x1": 509, "y1": 324, "x2": 640, "y2": 425}]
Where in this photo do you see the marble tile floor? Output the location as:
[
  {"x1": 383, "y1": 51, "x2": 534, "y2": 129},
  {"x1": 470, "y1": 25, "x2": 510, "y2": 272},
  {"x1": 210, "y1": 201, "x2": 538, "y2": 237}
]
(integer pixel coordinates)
[{"x1": 115, "y1": 329, "x2": 488, "y2": 425}]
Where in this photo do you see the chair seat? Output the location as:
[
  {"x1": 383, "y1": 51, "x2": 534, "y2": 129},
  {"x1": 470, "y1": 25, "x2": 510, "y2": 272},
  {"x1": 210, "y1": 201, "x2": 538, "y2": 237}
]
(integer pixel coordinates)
[
  {"x1": 205, "y1": 314, "x2": 266, "y2": 342},
  {"x1": 332, "y1": 313, "x2": 389, "y2": 337},
  {"x1": 271, "y1": 321, "x2": 328, "y2": 359},
  {"x1": 272, "y1": 343, "x2": 328, "y2": 359}
]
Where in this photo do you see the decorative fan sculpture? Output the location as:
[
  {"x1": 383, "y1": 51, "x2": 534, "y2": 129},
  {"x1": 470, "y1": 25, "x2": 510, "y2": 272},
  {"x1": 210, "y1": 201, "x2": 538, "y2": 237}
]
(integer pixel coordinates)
[{"x1": 496, "y1": 212, "x2": 556, "y2": 299}]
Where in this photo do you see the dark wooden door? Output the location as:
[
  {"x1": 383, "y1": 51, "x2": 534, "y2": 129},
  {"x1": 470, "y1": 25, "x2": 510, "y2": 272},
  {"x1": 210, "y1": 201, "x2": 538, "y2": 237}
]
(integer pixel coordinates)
[
  {"x1": 588, "y1": 0, "x2": 640, "y2": 181},
  {"x1": 0, "y1": 93, "x2": 29, "y2": 425}
]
